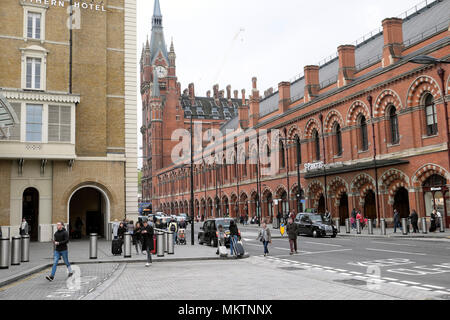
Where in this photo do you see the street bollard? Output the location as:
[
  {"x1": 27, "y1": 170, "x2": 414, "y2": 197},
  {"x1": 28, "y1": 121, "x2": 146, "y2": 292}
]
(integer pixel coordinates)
[
  {"x1": 356, "y1": 220, "x2": 361, "y2": 234},
  {"x1": 380, "y1": 219, "x2": 386, "y2": 235},
  {"x1": 106, "y1": 223, "x2": 112, "y2": 241},
  {"x1": 421, "y1": 217, "x2": 428, "y2": 234},
  {"x1": 335, "y1": 218, "x2": 340, "y2": 234},
  {"x1": 11, "y1": 236, "x2": 21, "y2": 266},
  {"x1": 124, "y1": 232, "x2": 132, "y2": 258},
  {"x1": 439, "y1": 217, "x2": 445, "y2": 233},
  {"x1": 345, "y1": 219, "x2": 350, "y2": 234},
  {"x1": 168, "y1": 231, "x2": 175, "y2": 255},
  {"x1": 368, "y1": 219, "x2": 373, "y2": 235},
  {"x1": 51, "y1": 224, "x2": 58, "y2": 257},
  {"x1": 164, "y1": 231, "x2": 169, "y2": 253},
  {"x1": 89, "y1": 233, "x2": 98, "y2": 259},
  {"x1": 21, "y1": 235, "x2": 30, "y2": 263},
  {"x1": 0, "y1": 238, "x2": 10, "y2": 269},
  {"x1": 401, "y1": 218, "x2": 408, "y2": 235},
  {"x1": 157, "y1": 231, "x2": 164, "y2": 257}
]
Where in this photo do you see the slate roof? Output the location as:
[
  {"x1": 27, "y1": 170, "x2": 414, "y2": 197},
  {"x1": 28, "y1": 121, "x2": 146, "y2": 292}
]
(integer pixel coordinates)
[{"x1": 181, "y1": 97, "x2": 242, "y2": 121}]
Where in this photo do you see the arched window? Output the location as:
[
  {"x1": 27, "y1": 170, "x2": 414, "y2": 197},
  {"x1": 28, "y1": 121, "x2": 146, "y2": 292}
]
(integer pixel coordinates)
[
  {"x1": 358, "y1": 115, "x2": 368, "y2": 151},
  {"x1": 388, "y1": 106, "x2": 399, "y2": 144},
  {"x1": 424, "y1": 94, "x2": 438, "y2": 136},
  {"x1": 334, "y1": 123, "x2": 342, "y2": 156},
  {"x1": 280, "y1": 141, "x2": 286, "y2": 168},
  {"x1": 312, "y1": 129, "x2": 320, "y2": 161}
]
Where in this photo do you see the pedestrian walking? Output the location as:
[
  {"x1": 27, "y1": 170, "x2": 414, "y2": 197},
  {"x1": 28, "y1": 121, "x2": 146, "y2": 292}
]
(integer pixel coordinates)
[
  {"x1": 19, "y1": 218, "x2": 29, "y2": 236},
  {"x1": 46, "y1": 222, "x2": 73, "y2": 282},
  {"x1": 169, "y1": 219, "x2": 178, "y2": 244},
  {"x1": 429, "y1": 210, "x2": 437, "y2": 233},
  {"x1": 393, "y1": 209, "x2": 401, "y2": 233},
  {"x1": 229, "y1": 220, "x2": 239, "y2": 255},
  {"x1": 324, "y1": 211, "x2": 331, "y2": 224},
  {"x1": 133, "y1": 222, "x2": 143, "y2": 255},
  {"x1": 435, "y1": 210, "x2": 442, "y2": 229},
  {"x1": 286, "y1": 218, "x2": 299, "y2": 255},
  {"x1": 409, "y1": 210, "x2": 419, "y2": 233},
  {"x1": 141, "y1": 220, "x2": 154, "y2": 267},
  {"x1": 257, "y1": 222, "x2": 272, "y2": 257}
]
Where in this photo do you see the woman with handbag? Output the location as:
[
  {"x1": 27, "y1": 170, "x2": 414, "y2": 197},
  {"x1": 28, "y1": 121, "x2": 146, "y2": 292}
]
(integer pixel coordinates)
[{"x1": 257, "y1": 222, "x2": 272, "y2": 257}]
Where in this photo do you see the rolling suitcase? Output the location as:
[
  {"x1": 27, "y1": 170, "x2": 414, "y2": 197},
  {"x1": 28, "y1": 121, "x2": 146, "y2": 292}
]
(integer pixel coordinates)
[
  {"x1": 232, "y1": 237, "x2": 245, "y2": 257},
  {"x1": 151, "y1": 235, "x2": 157, "y2": 255},
  {"x1": 112, "y1": 239, "x2": 122, "y2": 256}
]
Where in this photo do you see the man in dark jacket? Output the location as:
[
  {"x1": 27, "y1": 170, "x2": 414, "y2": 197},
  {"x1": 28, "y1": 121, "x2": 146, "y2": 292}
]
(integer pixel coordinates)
[
  {"x1": 409, "y1": 210, "x2": 419, "y2": 233},
  {"x1": 46, "y1": 222, "x2": 73, "y2": 281},
  {"x1": 286, "y1": 218, "x2": 299, "y2": 255},
  {"x1": 229, "y1": 220, "x2": 239, "y2": 255},
  {"x1": 141, "y1": 220, "x2": 154, "y2": 267},
  {"x1": 393, "y1": 209, "x2": 401, "y2": 233}
]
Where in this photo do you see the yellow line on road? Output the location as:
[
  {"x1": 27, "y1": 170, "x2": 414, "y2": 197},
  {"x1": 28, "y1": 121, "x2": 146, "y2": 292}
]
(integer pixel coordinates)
[{"x1": 0, "y1": 268, "x2": 51, "y2": 292}]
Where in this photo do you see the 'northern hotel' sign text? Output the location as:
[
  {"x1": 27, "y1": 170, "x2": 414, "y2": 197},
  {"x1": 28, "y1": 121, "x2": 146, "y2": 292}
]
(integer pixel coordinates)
[{"x1": 23, "y1": 0, "x2": 107, "y2": 12}]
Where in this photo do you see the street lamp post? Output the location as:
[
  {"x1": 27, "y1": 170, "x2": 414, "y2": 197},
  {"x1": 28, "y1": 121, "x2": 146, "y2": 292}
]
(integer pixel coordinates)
[
  {"x1": 409, "y1": 55, "x2": 450, "y2": 228},
  {"x1": 318, "y1": 114, "x2": 328, "y2": 213},
  {"x1": 189, "y1": 115, "x2": 195, "y2": 246},
  {"x1": 256, "y1": 135, "x2": 261, "y2": 226},
  {"x1": 367, "y1": 95, "x2": 381, "y2": 227}
]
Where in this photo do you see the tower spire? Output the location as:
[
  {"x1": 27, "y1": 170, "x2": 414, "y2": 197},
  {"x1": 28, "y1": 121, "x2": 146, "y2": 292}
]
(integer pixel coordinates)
[
  {"x1": 149, "y1": 0, "x2": 168, "y2": 64},
  {"x1": 152, "y1": 0, "x2": 162, "y2": 27}
]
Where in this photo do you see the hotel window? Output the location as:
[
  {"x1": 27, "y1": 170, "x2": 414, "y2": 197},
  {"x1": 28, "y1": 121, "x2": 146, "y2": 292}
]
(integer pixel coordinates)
[
  {"x1": 312, "y1": 129, "x2": 320, "y2": 161},
  {"x1": 358, "y1": 115, "x2": 368, "y2": 151},
  {"x1": 48, "y1": 105, "x2": 71, "y2": 142},
  {"x1": 424, "y1": 94, "x2": 438, "y2": 136},
  {"x1": 334, "y1": 123, "x2": 342, "y2": 156},
  {"x1": 26, "y1": 57, "x2": 42, "y2": 90},
  {"x1": 26, "y1": 104, "x2": 43, "y2": 142},
  {"x1": 388, "y1": 106, "x2": 399, "y2": 145},
  {"x1": 27, "y1": 12, "x2": 42, "y2": 40}
]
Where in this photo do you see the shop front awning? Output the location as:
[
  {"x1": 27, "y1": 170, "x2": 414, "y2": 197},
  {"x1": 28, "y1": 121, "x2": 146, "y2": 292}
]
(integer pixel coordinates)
[
  {"x1": 304, "y1": 159, "x2": 410, "y2": 179},
  {"x1": 0, "y1": 92, "x2": 19, "y2": 139}
]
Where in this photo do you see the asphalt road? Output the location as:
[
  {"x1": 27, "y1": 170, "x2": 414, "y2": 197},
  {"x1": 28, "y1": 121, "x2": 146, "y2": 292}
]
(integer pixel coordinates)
[{"x1": 238, "y1": 225, "x2": 450, "y2": 296}]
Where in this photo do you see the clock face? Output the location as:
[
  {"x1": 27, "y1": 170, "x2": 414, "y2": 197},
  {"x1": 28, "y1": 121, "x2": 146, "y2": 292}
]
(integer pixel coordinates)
[{"x1": 155, "y1": 66, "x2": 167, "y2": 78}]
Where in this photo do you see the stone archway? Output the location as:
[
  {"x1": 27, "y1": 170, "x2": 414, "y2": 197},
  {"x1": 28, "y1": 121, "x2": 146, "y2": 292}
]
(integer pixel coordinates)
[{"x1": 22, "y1": 187, "x2": 39, "y2": 241}]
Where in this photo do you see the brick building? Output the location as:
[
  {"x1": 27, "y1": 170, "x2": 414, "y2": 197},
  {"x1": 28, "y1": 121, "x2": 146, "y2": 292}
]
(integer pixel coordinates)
[
  {"x1": 146, "y1": 0, "x2": 450, "y2": 228},
  {"x1": 0, "y1": 0, "x2": 138, "y2": 241}
]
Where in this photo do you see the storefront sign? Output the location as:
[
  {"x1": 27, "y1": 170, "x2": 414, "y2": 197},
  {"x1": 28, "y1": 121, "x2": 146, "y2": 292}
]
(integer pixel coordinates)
[
  {"x1": 305, "y1": 161, "x2": 324, "y2": 172},
  {"x1": 431, "y1": 187, "x2": 442, "y2": 191},
  {"x1": 23, "y1": 0, "x2": 107, "y2": 12}
]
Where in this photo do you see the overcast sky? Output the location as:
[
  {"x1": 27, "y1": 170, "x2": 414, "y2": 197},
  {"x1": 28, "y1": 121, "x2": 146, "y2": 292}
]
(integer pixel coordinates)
[{"x1": 136, "y1": 0, "x2": 424, "y2": 167}]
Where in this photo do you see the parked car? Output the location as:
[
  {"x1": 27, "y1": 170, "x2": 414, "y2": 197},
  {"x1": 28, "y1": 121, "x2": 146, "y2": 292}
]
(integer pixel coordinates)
[
  {"x1": 198, "y1": 218, "x2": 241, "y2": 248},
  {"x1": 295, "y1": 213, "x2": 337, "y2": 238}
]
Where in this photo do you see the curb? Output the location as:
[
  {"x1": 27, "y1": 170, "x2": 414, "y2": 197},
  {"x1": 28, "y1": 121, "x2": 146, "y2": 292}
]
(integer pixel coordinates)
[
  {"x1": 337, "y1": 233, "x2": 450, "y2": 240},
  {"x1": 0, "y1": 254, "x2": 249, "y2": 289}
]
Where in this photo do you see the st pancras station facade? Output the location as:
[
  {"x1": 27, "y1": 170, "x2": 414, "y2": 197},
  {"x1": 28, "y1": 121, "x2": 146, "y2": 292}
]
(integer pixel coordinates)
[
  {"x1": 145, "y1": 0, "x2": 450, "y2": 228},
  {"x1": 0, "y1": 0, "x2": 138, "y2": 241}
]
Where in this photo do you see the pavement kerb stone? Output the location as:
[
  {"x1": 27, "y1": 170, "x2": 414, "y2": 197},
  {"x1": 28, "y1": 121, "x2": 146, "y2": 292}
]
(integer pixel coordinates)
[{"x1": 0, "y1": 254, "x2": 249, "y2": 289}]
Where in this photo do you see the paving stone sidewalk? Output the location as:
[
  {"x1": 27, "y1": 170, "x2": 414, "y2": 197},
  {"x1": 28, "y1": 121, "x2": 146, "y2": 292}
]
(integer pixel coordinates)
[{"x1": 0, "y1": 239, "x2": 229, "y2": 287}]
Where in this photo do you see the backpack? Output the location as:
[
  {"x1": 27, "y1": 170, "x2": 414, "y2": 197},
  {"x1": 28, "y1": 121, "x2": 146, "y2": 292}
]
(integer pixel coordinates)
[{"x1": 170, "y1": 224, "x2": 176, "y2": 232}]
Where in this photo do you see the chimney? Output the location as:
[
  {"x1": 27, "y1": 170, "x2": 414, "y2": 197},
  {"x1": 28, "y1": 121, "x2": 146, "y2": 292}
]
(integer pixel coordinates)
[
  {"x1": 219, "y1": 90, "x2": 224, "y2": 99},
  {"x1": 234, "y1": 90, "x2": 239, "y2": 99},
  {"x1": 337, "y1": 45, "x2": 356, "y2": 87},
  {"x1": 382, "y1": 18, "x2": 404, "y2": 67},
  {"x1": 183, "y1": 89, "x2": 188, "y2": 97},
  {"x1": 226, "y1": 85, "x2": 231, "y2": 100},
  {"x1": 304, "y1": 65, "x2": 320, "y2": 103},
  {"x1": 188, "y1": 83, "x2": 195, "y2": 102},
  {"x1": 249, "y1": 77, "x2": 260, "y2": 127},
  {"x1": 206, "y1": 90, "x2": 211, "y2": 98},
  {"x1": 278, "y1": 82, "x2": 291, "y2": 113},
  {"x1": 213, "y1": 84, "x2": 219, "y2": 99},
  {"x1": 239, "y1": 89, "x2": 249, "y2": 129}
]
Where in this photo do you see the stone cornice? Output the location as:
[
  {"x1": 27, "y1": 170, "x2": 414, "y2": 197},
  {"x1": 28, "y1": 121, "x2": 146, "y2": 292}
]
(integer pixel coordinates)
[{"x1": 0, "y1": 89, "x2": 81, "y2": 104}]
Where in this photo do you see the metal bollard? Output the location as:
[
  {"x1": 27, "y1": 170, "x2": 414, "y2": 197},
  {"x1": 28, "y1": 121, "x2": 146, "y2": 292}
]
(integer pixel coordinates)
[
  {"x1": 401, "y1": 218, "x2": 408, "y2": 235},
  {"x1": 124, "y1": 232, "x2": 132, "y2": 258},
  {"x1": 164, "y1": 231, "x2": 169, "y2": 253},
  {"x1": 0, "y1": 238, "x2": 10, "y2": 269},
  {"x1": 421, "y1": 217, "x2": 428, "y2": 234},
  {"x1": 168, "y1": 231, "x2": 174, "y2": 255},
  {"x1": 11, "y1": 236, "x2": 21, "y2": 266},
  {"x1": 380, "y1": 219, "x2": 386, "y2": 235},
  {"x1": 356, "y1": 220, "x2": 361, "y2": 234},
  {"x1": 106, "y1": 223, "x2": 112, "y2": 241},
  {"x1": 157, "y1": 231, "x2": 164, "y2": 257},
  {"x1": 368, "y1": 219, "x2": 373, "y2": 235},
  {"x1": 21, "y1": 235, "x2": 30, "y2": 262},
  {"x1": 335, "y1": 218, "x2": 340, "y2": 234},
  {"x1": 89, "y1": 233, "x2": 98, "y2": 259},
  {"x1": 439, "y1": 217, "x2": 445, "y2": 233},
  {"x1": 345, "y1": 219, "x2": 350, "y2": 234}
]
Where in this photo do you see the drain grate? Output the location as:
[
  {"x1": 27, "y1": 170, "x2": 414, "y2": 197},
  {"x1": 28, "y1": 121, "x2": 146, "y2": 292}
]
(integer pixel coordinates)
[
  {"x1": 279, "y1": 267, "x2": 306, "y2": 271},
  {"x1": 334, "y1": 279, "x2": 367, "y2": 286}
]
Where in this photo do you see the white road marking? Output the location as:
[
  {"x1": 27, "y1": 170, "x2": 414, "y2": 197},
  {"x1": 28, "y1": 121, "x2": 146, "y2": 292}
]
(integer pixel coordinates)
[
  {"x1": 365, "y1": 248, "x2": 427, "y2": 256},
  {"x1": 334, "y1": 269, "x2": 348, "y2": 272},
  {"x1": 304, "y1": 241, "x2": 343, "y2": 247},
  {"x1": 326, "y1": 270, "x2": 337, "y2": 273},
  {"x1": 410, "y1": 286, "x2": 432, "y2": 291},
  {"x1": 372, "y1": 241, "x2": 417, "y2": 247},
  {"x1": 423, "y1": 284, "x2": 446, "y2": 290},
  {"x1": 354, "y1": 276, "x2": 369, "y2": 280},
  {"x1": 274, "y1": 247, "x2": 293, "y2": 251},
  {"x1": 401, "y1": 281, "x2": 421, "y2": 285},
  {"x1": 434, "y1": 290, "x2": 450, "y2": 295},
  {"x1": 382, "y1": 277, "x2": 399, "y2": 281},
  {"x1": 389, "y1": 282, "x2": 407, "y2": 286},
  {"x1": 350, "y1": 271, "x2": 363, "y2": 275},
  {"x1": 301, "y1": 249, "x2": 353, "y2": 255},
  {"x1": 340, "y1": 273, "x2": 353, "y2": 276}
]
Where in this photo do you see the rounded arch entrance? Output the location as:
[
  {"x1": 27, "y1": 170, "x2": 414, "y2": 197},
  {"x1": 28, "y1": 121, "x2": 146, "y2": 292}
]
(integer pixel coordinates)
[
  {"x1": 67, "y1": 185, "x2": 110, "y2": 239},
  {"x1": 364, "y1": 190, "x2": 377, "y2": 220},
  {"x1": 22, "y1": 187, "x2": 39, "y2": 241},
  {"x1": 338, "y1": 193, "x2": 349, "y2": 225},
  {"x1": 393, "y1": 187, "x2": 410, "y2": 219}
]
